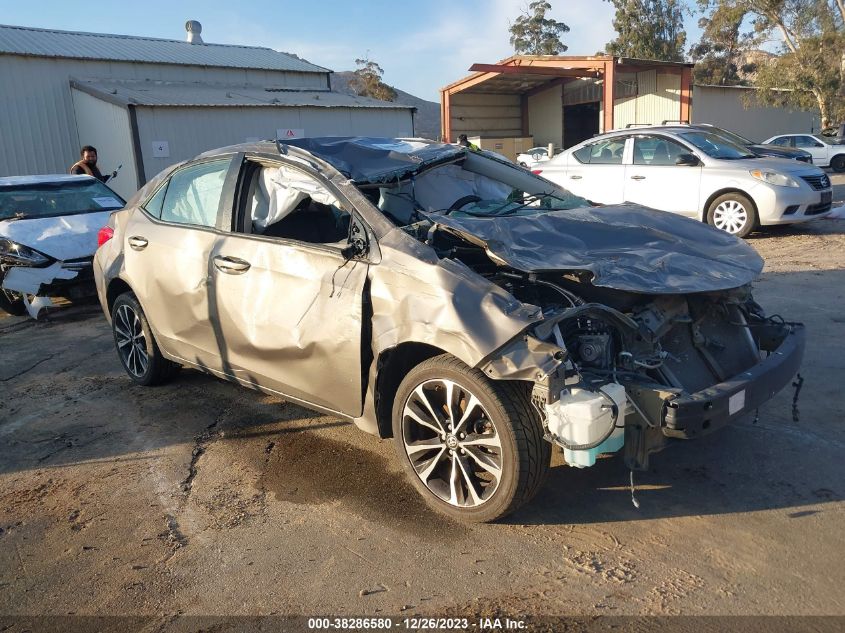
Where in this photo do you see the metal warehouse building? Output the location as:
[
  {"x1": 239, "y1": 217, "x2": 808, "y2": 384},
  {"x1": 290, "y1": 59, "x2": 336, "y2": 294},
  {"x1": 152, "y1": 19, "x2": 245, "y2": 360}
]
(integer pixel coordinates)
[
  {"x1": 0, "y1": 23, "x2": 415, "y2": 200},
  {"x1": 442, "y1": 55, "x2": 818, "y2": 157}
]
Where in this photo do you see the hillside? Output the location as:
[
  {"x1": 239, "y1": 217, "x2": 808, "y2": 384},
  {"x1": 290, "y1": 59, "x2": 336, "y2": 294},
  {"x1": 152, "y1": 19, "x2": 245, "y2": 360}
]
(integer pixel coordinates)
[{"x1": 331, "y1": 71, "x2": 441, "y2": 140}]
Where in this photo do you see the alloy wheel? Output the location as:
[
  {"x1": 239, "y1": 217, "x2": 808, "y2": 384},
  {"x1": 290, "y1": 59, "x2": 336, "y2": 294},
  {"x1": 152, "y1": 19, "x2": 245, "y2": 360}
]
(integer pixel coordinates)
[
  {"x1": 113, "y1": 303, "x2": 149, "y2": 378},
  {"x1": 401, "y1": 379, "x2": 503, "y2": 508},
  {"x1": 712, "y1": 199, "x2": 749, "y2": 234}
]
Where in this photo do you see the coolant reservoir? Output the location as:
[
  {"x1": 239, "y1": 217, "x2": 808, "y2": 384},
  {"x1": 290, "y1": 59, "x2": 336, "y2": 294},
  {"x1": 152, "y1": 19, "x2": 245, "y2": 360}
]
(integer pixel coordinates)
[{"x1": 545, "y1": 383, "x2": 627, "y2": 468}]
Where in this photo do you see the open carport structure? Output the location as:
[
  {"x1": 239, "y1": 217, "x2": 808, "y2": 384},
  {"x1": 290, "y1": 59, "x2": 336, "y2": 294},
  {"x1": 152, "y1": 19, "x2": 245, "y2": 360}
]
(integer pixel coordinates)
[{"x1": 441, "y1": 55, "x2": 693, "y2": 150}]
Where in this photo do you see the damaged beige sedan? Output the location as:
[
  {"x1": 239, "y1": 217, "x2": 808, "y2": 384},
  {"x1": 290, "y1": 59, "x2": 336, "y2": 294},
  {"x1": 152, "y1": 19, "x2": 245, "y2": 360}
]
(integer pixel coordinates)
[{"x1": 94, "y1": 138, "x2": 805, "y2": 522}]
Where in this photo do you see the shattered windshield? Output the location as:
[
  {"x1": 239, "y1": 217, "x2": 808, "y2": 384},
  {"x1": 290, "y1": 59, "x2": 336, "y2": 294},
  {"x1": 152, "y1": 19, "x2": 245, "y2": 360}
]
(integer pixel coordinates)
[
  {"x1": 362, "y1": 155, "x2": 590, "y2": 227},
  {"x1": 0, "y1": 180, "x2": 125, "y2": 221}
]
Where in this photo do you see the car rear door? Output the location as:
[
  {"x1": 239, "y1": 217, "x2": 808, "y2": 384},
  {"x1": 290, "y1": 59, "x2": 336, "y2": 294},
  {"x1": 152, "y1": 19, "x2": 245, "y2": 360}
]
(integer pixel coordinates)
[
  {"x1": 207, "y1": 159, "x2": 368, "y2": 416},
  {"x1": 623, "y1": 135, "x2": 702, "y2": 218},
  {"x1": 122, "y1": 157, "x2": 237, "y2": 370},
  {"x1": 793, "y1": 135, "x2": 829, "y2": 165},
  {"x1": 555, "y1": 137, "x2": 628, "y2": 204}
]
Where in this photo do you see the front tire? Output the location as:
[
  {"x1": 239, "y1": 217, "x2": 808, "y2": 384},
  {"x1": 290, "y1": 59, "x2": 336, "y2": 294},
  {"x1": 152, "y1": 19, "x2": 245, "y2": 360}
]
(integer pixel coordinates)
[
  {"x1": 391, "y1": 354, "x2": 550, "y2": 523},
  {"x1": 111, "y1": 292, "x2": 179, "y2": 386},
  {"x1": 830, "y1": 155, "x2": 845, "y2": 173},
  {"x1": 707, "y1": 192, "x2": 757, "y2": 238}
]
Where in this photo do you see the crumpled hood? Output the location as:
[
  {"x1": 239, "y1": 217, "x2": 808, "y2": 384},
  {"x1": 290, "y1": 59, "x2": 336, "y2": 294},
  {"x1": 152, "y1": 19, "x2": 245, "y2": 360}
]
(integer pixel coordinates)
[
  {"x1": 0, "y1": 211, "x2": 111, "y2": 261},
  {"x1": 429, "y1": 204, "x2": 764, "y2": 294}
]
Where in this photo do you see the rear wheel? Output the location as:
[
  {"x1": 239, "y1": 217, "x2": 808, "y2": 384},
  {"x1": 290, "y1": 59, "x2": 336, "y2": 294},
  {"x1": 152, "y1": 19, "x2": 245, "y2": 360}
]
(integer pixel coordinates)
[
  {"x1": 111, "y1": 292, "x2": 179, "y2": 386},
  {"x1": 707, "y1": 193, "x2": 757, "y2": 238},
  {"x1": 391, "y1": 354, "x2": 550, "y2": 523},
  {"x1": 830, "y1": 155, "x2": 845, "y2": 173}
]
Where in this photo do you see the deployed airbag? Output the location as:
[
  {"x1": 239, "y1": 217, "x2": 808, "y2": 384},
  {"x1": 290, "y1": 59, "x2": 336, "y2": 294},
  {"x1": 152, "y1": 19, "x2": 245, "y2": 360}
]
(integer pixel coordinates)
[{"x1": 252, "y1": 165, "x2": 339, "y2": 230}]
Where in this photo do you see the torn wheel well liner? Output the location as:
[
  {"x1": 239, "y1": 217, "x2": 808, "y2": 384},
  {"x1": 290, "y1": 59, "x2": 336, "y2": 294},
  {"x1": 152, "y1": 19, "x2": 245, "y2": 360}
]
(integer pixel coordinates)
[{"x1": 374, "y1": 342, "x2": 446, "y2": 439}]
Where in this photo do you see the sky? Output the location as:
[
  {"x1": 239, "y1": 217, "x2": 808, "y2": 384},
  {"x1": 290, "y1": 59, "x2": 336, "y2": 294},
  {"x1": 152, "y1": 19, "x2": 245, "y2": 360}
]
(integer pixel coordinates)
[{"x1": 1, "y1": 0, "x2": 704, "y2": 102}]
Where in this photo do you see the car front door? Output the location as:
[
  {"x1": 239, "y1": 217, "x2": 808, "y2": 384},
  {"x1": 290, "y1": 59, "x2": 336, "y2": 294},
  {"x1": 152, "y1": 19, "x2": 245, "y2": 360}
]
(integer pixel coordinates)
[
  {"x1": 623, "y1": 135, "x2": 702, "y2": 218},
  {"x1": 207, "y1": 159, "x2": 368, "y2": 416},
  {"x1": 559, "y1": 137, "x2": 628, "y2": 204},
  {"x1": 793, "y1": 135, "x2": 829, "y2": 165},
  {"x1": 122, "y1": 157, "x2": 236, "y2": 370}
]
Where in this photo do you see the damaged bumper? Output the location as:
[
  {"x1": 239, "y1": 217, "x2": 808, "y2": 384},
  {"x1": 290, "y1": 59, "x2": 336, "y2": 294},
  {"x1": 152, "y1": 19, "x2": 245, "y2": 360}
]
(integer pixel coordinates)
[
  {"x1": 1, "y1": 258, "x2": 96, "y2": 317},
  {"x1": 624, "y1": 322, "x2": 805, "y2": 468}
]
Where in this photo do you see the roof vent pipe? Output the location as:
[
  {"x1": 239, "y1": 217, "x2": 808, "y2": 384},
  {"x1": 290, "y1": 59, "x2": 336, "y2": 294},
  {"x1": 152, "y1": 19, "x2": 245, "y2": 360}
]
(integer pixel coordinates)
[{"x1": 185, "y1": 20, "x2": 203, "y2": 44}]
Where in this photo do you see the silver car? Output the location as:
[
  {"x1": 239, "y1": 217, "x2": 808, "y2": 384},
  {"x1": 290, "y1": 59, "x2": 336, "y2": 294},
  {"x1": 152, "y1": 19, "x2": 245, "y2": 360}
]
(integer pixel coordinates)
[
  {"x1": 94, "y1": 138, "x2": 805, "y2": 522},
  {"x1": 537, "y1": 126, "x2": 832, "y2": 237}
]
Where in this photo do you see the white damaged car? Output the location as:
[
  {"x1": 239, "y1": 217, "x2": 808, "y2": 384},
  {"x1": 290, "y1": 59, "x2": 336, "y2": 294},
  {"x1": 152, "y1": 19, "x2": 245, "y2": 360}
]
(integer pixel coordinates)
[{"x1": 0, "y1": 175, "x2": 124, "y2": 318}]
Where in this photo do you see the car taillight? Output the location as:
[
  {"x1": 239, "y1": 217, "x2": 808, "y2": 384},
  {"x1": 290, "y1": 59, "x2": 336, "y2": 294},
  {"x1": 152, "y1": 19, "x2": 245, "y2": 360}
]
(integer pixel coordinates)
[
  {"x1": 97, "y1": 226, "x2": 114, "y2": 247},
  {"x1": 531, "y1": 169, "x2": 543, "y2": 175}
]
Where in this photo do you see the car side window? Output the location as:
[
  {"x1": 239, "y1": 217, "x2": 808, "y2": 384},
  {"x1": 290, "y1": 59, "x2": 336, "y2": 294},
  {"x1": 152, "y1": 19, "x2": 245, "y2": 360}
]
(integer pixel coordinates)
[
  {"x1": 633, "y1": 136, "x2": 689, "y2": 166},
  {"x1": 574, "y1": 139, "x2": 625, "y2": 165},
  {"x1": 769, "y1": 137, "x2": 790, "y2": 147},
  {"x1": 246, "y1": 164, "x2": 351, "y2": 245},
  {"x1": 159, "y1": 159, "x2": 231, "y2": 228},
  {"x1": 794, "y1": 136, "x2": 821, "y2": 148},
  {"x1": 142, "y1": 182, "x2": 169, "y2": 218}
]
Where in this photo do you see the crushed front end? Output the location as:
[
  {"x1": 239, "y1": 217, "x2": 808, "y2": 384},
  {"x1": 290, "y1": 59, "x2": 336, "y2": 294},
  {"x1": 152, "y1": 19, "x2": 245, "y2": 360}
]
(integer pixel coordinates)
[{"x1": 482, "y1": 276, "x2": 805, "y2": 470}]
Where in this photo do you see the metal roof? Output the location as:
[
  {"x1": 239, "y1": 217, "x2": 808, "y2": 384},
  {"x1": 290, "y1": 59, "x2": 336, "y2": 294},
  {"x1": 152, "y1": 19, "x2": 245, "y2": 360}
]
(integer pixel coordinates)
[
  {"x1": 0, "y1": 23, "x2": 329, "y2": 73},
  {"x1": 70, "y1": 79, "x2": 416, "y2": 110}
]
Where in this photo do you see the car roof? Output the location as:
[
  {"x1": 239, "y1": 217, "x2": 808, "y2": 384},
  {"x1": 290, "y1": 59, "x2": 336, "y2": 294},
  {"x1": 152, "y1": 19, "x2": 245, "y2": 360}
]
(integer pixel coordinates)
[
  {"x1": 0, "y1": 174, "x2": 97, "y2": 187},
  {"x1": 198, "y1": 136, "x2": 466, "y2": 185}
]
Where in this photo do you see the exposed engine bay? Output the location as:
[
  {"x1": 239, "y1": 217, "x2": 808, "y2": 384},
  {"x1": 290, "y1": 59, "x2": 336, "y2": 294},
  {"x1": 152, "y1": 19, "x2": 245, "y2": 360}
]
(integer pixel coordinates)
[{"x1": 416, "y1": 225, "x2": 802, "y2": 469}]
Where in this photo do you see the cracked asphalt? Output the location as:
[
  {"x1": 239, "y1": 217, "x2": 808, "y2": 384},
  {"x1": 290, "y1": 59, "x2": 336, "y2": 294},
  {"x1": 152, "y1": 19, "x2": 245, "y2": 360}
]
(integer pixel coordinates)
[{"x1": 1, "y1": 205, "x2": 844, "y2": 627}]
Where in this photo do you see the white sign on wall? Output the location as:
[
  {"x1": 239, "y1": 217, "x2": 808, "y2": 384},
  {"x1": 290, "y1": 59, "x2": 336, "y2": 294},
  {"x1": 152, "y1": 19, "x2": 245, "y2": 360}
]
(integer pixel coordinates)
[
  {"x1": 151, "y1": 141, "x2": 170, "y2": 158},
  {"x1": 276, "y1": 128, "x2": 305, "y2": 140}
]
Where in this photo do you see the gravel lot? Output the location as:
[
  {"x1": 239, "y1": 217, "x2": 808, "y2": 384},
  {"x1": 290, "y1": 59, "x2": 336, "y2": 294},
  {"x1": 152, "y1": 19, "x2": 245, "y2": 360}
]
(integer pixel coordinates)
[{"x1": 1, "y1": 177, "x2": 844, "y2": 630}]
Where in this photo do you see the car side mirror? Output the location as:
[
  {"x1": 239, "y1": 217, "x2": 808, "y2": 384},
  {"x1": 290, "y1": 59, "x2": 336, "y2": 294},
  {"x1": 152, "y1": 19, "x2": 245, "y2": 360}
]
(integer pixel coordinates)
[
  {"x1": 342, "y1": 219, "x2": 369, "y2": 260},
  {"x1": 675, "y1": 153, "x2": 700, "y2": 166}
]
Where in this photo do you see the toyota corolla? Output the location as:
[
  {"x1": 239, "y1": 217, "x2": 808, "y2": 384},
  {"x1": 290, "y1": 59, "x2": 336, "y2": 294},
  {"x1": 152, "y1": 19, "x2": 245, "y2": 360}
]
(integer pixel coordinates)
[{"x1": 94, "y1": 138, "x2": 805, "y2": 522}]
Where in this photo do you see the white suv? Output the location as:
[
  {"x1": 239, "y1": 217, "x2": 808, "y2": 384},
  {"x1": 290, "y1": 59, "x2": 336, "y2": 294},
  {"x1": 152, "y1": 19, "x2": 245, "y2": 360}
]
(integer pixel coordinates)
[{"x1": 538, "y1": 126, "x2": 832, "y2": 237}]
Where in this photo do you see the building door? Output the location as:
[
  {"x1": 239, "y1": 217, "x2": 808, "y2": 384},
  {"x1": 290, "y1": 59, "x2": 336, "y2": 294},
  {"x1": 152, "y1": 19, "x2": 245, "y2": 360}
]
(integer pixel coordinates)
[{"x1": 563, "y1": 103, "x2": 600, "y2": 149}]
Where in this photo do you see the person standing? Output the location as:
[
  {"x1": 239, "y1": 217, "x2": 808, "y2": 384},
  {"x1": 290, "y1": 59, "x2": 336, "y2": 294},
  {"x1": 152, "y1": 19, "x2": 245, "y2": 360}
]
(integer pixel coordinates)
[
  {"x1": 69, "y1": 146, "x2": 116, "y2": 183},
  {"x1": 457, "y1": 134, "x2": 480, "y2": 151}
]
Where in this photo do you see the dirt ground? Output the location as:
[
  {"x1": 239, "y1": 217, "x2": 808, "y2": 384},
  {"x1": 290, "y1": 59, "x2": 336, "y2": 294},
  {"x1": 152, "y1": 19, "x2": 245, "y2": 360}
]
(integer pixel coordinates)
[{"x1": 1, "y1": 179, "x2": 844, "y2": 631}]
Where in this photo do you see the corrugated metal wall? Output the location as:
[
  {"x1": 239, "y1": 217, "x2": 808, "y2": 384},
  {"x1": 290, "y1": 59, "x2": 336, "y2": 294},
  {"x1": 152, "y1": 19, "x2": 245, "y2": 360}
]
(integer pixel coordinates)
[
  {"x1": 450, "y1": 93, "x2": 522, "y2": 138},
  {"x1": 70, "y1": 89, "x2": 138, "y2": 199},
  {"x1": 691, "y1": 85, "x2": 819, "y2": 141},
  {"x1": 0, "y1": 54, "x2": 326, "y2": 179},
  {"x1": 527, "y1": 84, "x2": 562, "y2": 147},
  {"x1": 135, "y1": 106, "x2": 413, "y2": 180},
  {"x1": 612, "y1": 70, "x2": 682, "y2": 129}
]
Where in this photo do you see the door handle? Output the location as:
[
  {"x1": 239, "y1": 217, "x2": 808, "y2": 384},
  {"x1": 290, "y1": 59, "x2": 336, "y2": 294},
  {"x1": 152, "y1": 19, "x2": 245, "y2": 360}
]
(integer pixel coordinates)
[
  {"x1": 570, "y1": 175, "x2": 583, "y2": 180},
  {"x1": 128, "y1": 236, "x2": 148, "y2": 250},
  {"x1": 213, "y1": 255, "x2": 251, "y2": 274},
  {"x1": 630, "y1": 175, "x2": 646, "y2": 181}
]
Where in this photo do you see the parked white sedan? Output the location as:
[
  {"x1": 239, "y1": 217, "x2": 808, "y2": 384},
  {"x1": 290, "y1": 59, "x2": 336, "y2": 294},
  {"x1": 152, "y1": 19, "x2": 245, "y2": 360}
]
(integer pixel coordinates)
[
  {"x1": 537, "y1": 126, "x2": 832, "y2": 237},
  {"x1": 763, "y1": 134, "x2": 845, "y2": 172},
  {"x1": 0, "y1": 175, "x2": 124, "y2": 317}
]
